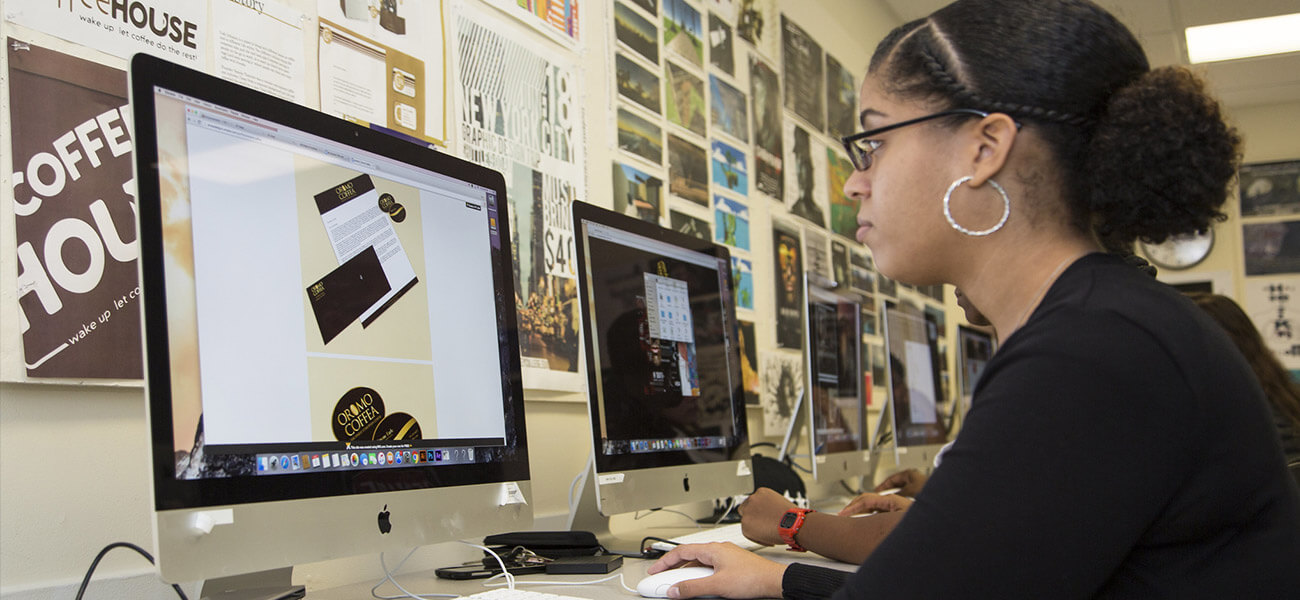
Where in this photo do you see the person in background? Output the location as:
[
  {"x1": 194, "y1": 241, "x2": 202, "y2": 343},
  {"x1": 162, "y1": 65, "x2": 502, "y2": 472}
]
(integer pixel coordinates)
[
  {"x1": 1187, "y1": 292, "x2": 1300, "y2": 464},
  {"x1": 649, "y1": 1, "x2": 1300, "y2": 597}
]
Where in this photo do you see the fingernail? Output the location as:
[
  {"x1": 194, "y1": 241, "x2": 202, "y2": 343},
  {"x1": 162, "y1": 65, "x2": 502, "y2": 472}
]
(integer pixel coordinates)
[{"x1": 667, "y1": 586, "x2": 680, "y2": 598}]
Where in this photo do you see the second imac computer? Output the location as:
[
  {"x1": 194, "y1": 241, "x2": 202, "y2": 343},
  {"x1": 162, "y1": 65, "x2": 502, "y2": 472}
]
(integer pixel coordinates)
[
  {"x1": 955, "y1": 324, "x2": 997, "y2": 425},
  {"x1": 881, "y1": 300, "x2": 948, "y2": 474},
  {"x1": 570, "y1": 201, "x2": 752, "y2": 543},
  {"x1": 132, "y1": 54, "x2": 531, "y2": 597},
  {"x1": 797, "y1": 275, "x2": 873, "y2": 483}
]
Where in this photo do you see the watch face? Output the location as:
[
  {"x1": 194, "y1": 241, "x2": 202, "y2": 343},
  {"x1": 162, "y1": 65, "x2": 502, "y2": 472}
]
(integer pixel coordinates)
[
  {"x1": 1140, "y1": 229, "x2": 1214, "y2": 270},
  {"x1": 779, "y1": 512, "x2": 798, "y2": 528}
]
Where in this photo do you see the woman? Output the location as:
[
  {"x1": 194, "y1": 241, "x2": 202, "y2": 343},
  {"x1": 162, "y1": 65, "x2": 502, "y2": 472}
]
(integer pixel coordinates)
[
  {"x1": 649, "y1": 1, "x2": 1300, "y2": 597},
  {"x1": 1188, "y1": 292, "x2": 1300, "y2": 464}
]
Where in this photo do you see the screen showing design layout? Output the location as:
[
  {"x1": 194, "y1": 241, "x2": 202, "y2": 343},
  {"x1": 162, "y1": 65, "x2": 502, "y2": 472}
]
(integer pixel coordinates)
[{"x1": 147, "y1": 86, "x2": 520, "y2": 486}]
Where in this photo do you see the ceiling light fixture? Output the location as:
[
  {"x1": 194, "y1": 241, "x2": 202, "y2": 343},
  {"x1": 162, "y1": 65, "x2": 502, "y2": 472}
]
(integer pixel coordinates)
[{"x1": 1185, "y1": 13, "x2": 1300, "y2": 64}]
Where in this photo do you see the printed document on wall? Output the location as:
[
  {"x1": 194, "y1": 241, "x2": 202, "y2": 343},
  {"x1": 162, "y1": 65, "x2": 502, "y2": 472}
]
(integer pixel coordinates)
[{"x1": 213, "y1": 0, "x2": 307, "y2": 105}]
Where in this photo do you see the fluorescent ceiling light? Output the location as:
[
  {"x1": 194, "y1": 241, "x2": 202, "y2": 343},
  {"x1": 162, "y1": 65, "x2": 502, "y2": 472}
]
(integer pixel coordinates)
[{"x1": 1185, "y1": 13, "x2": 1300, "y2": 63}]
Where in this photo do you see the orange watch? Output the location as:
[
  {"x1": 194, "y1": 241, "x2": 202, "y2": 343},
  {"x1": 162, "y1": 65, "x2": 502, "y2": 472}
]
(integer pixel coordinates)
[{"x1": 778, "y1": 508, "x2": 815, "y2": 552}]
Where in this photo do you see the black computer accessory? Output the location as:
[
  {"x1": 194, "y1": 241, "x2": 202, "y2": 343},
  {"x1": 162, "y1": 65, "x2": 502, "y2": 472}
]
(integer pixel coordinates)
[
  {"x1": 544, "y1": 554, "x2": 623, "y2": 574},
  {"x1": 434, "y1": 564, "x2": 546, "y2": 580}
]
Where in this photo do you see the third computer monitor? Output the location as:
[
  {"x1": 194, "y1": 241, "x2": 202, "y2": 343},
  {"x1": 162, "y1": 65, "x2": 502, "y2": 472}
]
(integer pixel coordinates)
[
  {"x1": 955, "y1": 324, "x2": 996, "y2": 421},
  {"x1": 572, "y1": 201, "x2": 752, "y2": 521},
  {"x1": 882, "y1": 300, "x2": 948, "y2": 473},
  {"x1": 802, "y1": 275, "x2": 872, "y2": 482}
]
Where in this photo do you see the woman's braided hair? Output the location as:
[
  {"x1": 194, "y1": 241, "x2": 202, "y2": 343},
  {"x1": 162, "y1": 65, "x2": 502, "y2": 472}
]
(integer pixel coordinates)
[{"x1": 868, "y1": 0, "x2": 1241, "y2": 246}]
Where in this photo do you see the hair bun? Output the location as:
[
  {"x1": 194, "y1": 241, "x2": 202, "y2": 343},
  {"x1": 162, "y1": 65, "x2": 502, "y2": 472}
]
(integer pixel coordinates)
[{"x1": 1085, "y1": 67, "x2": 1241, "y2": 246}]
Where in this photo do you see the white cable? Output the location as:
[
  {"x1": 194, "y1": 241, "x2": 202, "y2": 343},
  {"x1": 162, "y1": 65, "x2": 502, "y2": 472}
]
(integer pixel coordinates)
[
  {"x1": 372, "y1": 549, "x2": 458, "y2": 600},
  {"x1": 462, "y1": 541, "x2": 517, "y2": 590},
  {"x1": 484, "y1": 572, "x2": 637, "y2": 593},
  {"x1": 713, "y1": 495, "x2": 743, "y2": 526},
  {"x1": 634, "y1": 508, "x2": 701, "y2": 527},
  {"x1": 567, "y1": 468, "x2": 586, "y2": 517}
]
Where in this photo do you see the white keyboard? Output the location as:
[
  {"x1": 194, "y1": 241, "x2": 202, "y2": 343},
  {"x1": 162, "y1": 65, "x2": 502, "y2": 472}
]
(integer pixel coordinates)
[
  {"x1": 649, "y1": 522, "x2": 763, "y2": 552},
  {"x1": 455, "y1": 587, "x2": 595, "y2": 600}
]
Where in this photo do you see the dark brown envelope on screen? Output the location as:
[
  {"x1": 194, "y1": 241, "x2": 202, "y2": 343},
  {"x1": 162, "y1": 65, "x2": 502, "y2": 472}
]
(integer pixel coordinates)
[{"x1": 307, "y1": 246, "x2": 391, "y2": 344}]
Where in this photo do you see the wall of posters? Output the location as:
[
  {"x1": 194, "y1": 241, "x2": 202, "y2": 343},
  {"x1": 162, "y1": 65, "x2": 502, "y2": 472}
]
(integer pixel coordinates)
[
  {"x1": 457, "y1": 7, "x2": 585, "y2": 391},
  {"x1": 1240, "y1": 160, "x2": 1300, "y2": 218},
  {"x1": 751, "y1": 54, "x2": 783, "y2": 199},
  {"x1": 736, "y1": 0, "x2": 778, "y2": 59},
  {"x1": 785, "y1": 120, "x2": 827, "y2": 228},
  {"x1": 668, "y1": 134, "x2": 709, "y2": 205},
  {"x1": 213, "y1": 0, "x2": 308, "y2": 105},
  {"x1": 781, "y1": 14, "x2": 823, "y2": 131},
  {"x1": 761, "y1": 351, "x2": 802, "y2": 436},
  {"x1": 6, "y1": 0, "x2": 206, "y2": 68},
  {"x1": 318, "y1": 0, "x2": 446, "y2": 143},
  {"x1": 480, "y1": 0, "x2": 581, "y2": 48},
  {"x1": 7, "y1": 41, "x2": 142, "y2": 379},
  {"x1": 1243, "y1": 219, "x2": 1300, "y2": 275},
  {"x1": 1244, "y1": 276, "x2": 1300, "y2": 372},
  {"x1": 773, "y1": 220, "x2": 803, "y2": 348}
]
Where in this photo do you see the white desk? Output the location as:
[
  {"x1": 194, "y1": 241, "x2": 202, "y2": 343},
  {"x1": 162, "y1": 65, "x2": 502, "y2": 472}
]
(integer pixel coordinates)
[{"x1": 308, "y1": 538, "x2": 856, "y2": 599}]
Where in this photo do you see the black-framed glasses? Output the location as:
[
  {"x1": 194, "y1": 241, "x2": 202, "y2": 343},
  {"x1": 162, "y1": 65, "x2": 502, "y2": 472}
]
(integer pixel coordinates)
[{"x1": 840, "y1": 108, "x2": 991, "y2": 171}]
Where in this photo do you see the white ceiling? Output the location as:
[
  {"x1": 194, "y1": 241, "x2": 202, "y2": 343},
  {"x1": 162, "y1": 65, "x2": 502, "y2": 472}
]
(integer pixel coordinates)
[{"x1": 878, "y1": 0, "x2": 1300, "y2": 110}]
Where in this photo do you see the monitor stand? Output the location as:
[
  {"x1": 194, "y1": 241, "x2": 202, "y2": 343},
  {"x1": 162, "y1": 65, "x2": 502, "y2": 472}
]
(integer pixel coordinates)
[
  {"x1": 566, "y1": 454, "x2": 667, "y2": 556},
  {"x1": 776, "y1": 389, "x2": 812, "y2": 478},
  {"x1": 197, "y1": 567, "x2": 305, "y2": 600}
]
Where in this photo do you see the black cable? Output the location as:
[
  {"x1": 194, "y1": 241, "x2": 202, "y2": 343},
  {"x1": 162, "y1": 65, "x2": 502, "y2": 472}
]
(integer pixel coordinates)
[
  {"x1": 75, "y1": 541, "x2": 188, "y2": 600},
  {"x1": 840, "y1": 480, "x2": 863, "y2": 496}
]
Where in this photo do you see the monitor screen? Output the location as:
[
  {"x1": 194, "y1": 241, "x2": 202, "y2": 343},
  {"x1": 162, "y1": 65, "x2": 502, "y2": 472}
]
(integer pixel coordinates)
[
  {"x1": 882, "y1": 301, "x2": 947, "y2": 450},
  {"x1": 955, "y1": 324, "x2": 996, "y2": 416},
  {"x1": 802, "y1": 276, "x2": 872, "y2": 482},
  {"x1": 572, "y1": 201, "x2": 751, "y2": 518},
  {"x1": 131, "y1": 54, "x2": 531, "y2": 587}
]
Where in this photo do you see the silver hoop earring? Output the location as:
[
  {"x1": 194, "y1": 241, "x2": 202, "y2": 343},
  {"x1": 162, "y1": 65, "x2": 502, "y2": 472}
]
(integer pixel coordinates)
[{"x1": 943, "y1": 176, "x2": 1010, "y2": 236}]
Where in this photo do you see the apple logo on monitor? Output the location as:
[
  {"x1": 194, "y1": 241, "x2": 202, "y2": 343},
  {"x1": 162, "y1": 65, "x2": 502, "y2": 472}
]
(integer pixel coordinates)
[
  {"x1": 377, "y1": 504, "x2": 392, "y2": 534},
  {"x1": 683, "y1": 475, "x2": 690, "y2": 492}
]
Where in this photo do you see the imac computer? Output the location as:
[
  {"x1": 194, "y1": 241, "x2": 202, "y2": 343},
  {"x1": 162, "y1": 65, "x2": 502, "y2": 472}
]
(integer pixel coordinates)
[
  {"x1": 881, "y1": 300, "x2": 948, "y2": 474},
  {"x1": 954, "y1": 324, "x2": 996, "y2": 425},
  {"x1": 791, "y1": 275, "x2": 873, "y2": 483},
  {"x1": 131, "y1": 54, "x2": 531, "y2": 597},
  {"x1": 570, "y1": 201, "x2": 752, "y2": 544}
]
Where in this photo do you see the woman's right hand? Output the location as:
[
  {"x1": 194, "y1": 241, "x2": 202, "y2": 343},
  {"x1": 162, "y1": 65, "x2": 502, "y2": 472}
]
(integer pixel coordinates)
[{"x1": 646, "y1": 542, "x2": 788, "y2": 599}]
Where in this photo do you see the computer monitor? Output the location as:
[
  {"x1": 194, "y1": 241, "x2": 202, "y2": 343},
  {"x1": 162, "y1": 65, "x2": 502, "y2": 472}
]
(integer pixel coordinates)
[
  {"x1": 954, "y1": 324, "x2": 996, "y2": 423},
  {"x1": 570, "y1": 200, "x2": 752, "y2": 540},
  {"x1": 131, "y1": 54, "x2": 531, "y2": 596},
  {"x1": 881, "y1": 300, "x2": 948, "y2": 474},
  {"x1": 800, "y1": 275, "x2": 873, "y2": 483}
]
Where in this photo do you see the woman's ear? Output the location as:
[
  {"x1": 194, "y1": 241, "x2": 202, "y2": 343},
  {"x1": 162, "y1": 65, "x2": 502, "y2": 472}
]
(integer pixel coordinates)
[{"x1": 967, "y1": 114, "x2": 1019, "y2": 187}]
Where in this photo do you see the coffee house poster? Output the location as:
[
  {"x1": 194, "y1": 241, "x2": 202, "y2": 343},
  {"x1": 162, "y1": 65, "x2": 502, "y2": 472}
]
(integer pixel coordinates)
[
  {"x1": 456, "y1": 6, "x2": 586, "y2": 391},
  {"x1": 6, "y1": 42, "x2": 142, "y2": 379}
]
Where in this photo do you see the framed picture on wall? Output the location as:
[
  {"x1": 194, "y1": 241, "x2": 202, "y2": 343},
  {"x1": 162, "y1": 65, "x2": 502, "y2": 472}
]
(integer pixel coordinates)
[{"x1": 1240, "y1": 160, "x2": 1300, "y2": 218}]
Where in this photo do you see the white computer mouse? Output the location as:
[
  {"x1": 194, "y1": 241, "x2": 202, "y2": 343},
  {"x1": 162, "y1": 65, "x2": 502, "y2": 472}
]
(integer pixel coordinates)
[{"x1": 636, "y1": 566, "x2": 716, "y2": 598}]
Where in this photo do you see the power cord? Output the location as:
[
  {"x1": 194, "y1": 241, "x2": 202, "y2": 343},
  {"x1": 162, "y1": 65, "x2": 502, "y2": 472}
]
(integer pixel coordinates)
[
  {"x1": 373, "y1": 547, "x2": 458, "y2": 600},
  {"x1": 75, "y1": 541, "x2": 188, "y2": 600}
]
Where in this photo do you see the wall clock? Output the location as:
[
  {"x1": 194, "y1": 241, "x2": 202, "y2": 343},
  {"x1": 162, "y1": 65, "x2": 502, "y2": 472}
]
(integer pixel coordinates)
[{"x1": 1139, "y1": 229, "x2": 1214, "y2": 270}]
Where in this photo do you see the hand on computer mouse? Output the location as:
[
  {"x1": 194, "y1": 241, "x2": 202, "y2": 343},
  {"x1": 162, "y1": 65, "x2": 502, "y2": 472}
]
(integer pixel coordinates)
[
  {"x1": 647, "y1": 542, "x2": 786, "y2": 599},
  {"x1": 737, "y1": 487, "x2": 796, "y2": 546},
  {"x1": 838, "y1": 491, "x2": 913, "y2": 517}
]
